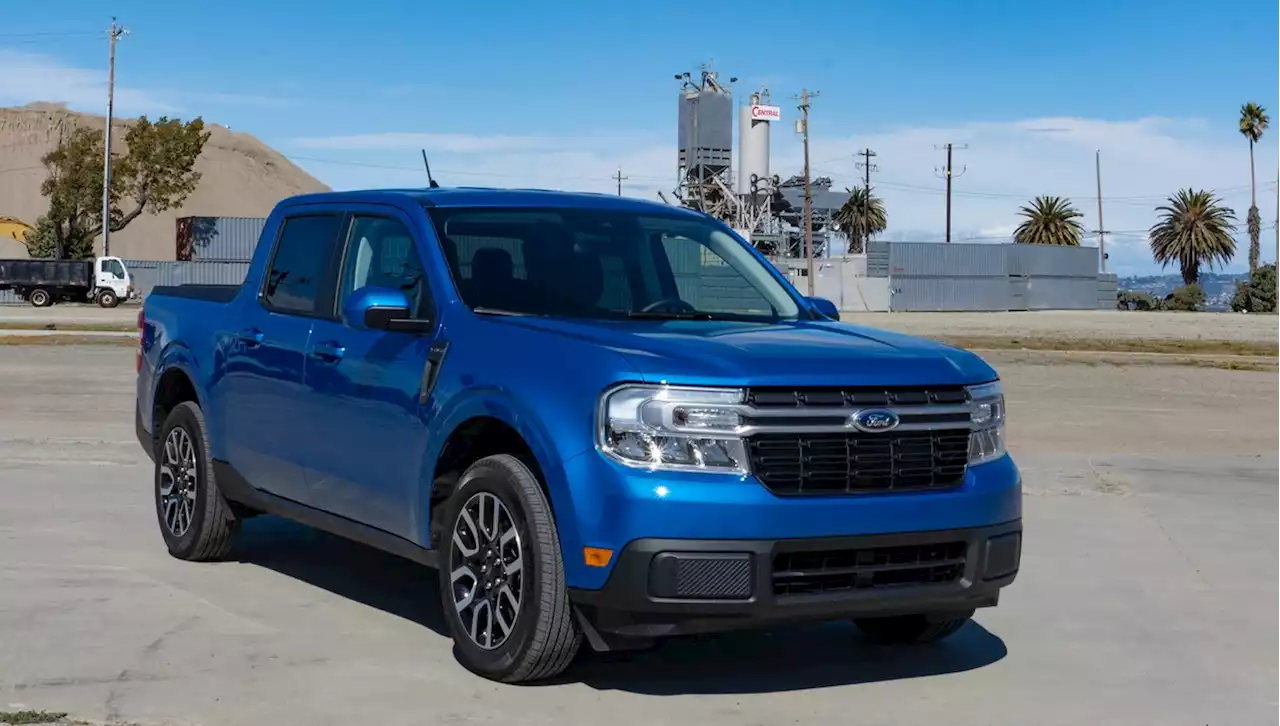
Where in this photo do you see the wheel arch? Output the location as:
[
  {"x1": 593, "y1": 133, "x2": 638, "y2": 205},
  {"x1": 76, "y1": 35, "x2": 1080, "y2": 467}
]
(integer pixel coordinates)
[{"x1": 421, "y1": 392, "x2": 583, "y2": 557}]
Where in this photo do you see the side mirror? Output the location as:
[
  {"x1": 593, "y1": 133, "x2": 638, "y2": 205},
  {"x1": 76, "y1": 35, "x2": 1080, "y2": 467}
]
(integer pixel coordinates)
[
  {"x1": 806, "y1": 296, "x2": 839, "y2": 319},
  {"x1": 341, "y1": 287, "x2": 431, "y2": 333}
]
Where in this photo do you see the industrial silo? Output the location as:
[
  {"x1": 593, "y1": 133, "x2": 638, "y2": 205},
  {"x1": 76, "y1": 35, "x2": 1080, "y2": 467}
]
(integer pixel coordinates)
[{"x1": 738, "y1": 91, "x2": 779, "y2": 194}]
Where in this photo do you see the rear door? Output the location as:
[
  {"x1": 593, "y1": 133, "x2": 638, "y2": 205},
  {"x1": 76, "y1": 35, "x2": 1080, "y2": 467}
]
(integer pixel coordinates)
[
  {"x1": 301, "y1": 208, "x2": 439, "y2": 538},
  {"x1": 221, "y1": 212, "x2": 345, "y2": 504}
]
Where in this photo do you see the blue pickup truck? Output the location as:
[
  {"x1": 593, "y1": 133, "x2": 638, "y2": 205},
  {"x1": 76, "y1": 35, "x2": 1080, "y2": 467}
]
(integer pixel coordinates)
[{"x1": 135, "y1": 188, "x2": 1021, "y2": 682}]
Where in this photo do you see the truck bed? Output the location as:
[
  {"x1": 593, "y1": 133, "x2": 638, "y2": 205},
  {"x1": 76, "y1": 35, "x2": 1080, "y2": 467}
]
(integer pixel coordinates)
[{"x1": 149, "y1": 284, "x2": 241, "y2": 303}]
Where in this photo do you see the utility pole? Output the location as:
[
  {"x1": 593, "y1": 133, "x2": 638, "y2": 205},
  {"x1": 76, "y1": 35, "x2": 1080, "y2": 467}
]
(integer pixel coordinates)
[
  {"x1": 934, "y1": 143, "x2": 967, "y2": 243},
  {"x1": 1094, "y1": 149, "x2": 1108, "y2": 272},
  {"x1": 101, "y1": 18, "x2": 128, "y2": 257},
  {"x1": 794, "y1": 88, "x2": 819, "y2": 295},
  {"x1": 855, "y1": 148, "x2": 878, "y2": 253},
  {"x1": 613, "y1": 167, "x2": 628, "y2": 196}
]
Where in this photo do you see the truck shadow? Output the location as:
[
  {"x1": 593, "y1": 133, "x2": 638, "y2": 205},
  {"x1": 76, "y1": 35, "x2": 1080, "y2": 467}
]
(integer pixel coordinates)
[
  {"x1": 233, "y1": 515, "x2": 451, "y2": 638},
  {"x1": 568, "y1": 621, "x2": 1006, "y2": 694},
  {"x1": 234, "y1": 515, "x2": 1007, "y2": 694}
]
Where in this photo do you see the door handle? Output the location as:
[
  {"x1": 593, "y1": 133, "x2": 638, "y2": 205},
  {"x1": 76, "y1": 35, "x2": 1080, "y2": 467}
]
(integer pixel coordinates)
[
  {"x1": 237, "y1": 328, "x2": 264, "y2": 347},
  {"x1": 310, "y1": 341, "x2": 345, "y2": 362}
]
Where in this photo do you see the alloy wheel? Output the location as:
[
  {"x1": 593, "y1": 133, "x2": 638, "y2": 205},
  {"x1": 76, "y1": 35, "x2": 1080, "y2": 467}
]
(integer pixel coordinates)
[
  {"x1": 159, "y1": 427, "x2": 198, "y2": 537},
  {"x1": 449, "y1": 491, "x2": 524, "y2": 650}
]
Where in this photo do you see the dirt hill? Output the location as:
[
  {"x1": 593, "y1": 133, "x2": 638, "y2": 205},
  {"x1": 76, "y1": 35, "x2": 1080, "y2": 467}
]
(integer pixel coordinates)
[{"x1": 0, "y1": 102, "x2": 329, "y2": 260}]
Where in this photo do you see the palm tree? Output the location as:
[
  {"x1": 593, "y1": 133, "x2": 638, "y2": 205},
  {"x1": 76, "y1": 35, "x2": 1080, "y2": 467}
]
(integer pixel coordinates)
[
  {"x1": 1012, "y1": 196, "x2": 1084, "y2": 246},
  {"x1": 833, "y1": 187, "x2": 887, "y2": 253},
  {"x1": 1238, "y1": 102, "x2": 1270, "y2": 274},
  {"x1": 1148, "y1": 189, "x2": 1237, "y2": 285}
]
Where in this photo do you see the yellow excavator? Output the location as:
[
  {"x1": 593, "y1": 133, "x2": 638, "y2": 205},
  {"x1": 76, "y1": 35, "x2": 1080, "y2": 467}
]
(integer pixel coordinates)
[{"x1": 0, "y1": 216, "x2": 34, "y2": 244}]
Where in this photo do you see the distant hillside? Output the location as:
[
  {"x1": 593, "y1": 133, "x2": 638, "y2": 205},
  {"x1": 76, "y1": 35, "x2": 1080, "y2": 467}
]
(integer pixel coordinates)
[
  {"x1": 0, "y1": 102, "x2": 329, "y2": 260},
  {"x1": 1119, "y1": 271, "x2": 1248, "y2": 311}
]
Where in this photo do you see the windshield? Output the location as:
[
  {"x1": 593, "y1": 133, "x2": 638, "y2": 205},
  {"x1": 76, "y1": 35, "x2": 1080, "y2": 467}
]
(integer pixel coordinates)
[{"x1": 425, "y1": 206, "x2": 802, "y2": 322}]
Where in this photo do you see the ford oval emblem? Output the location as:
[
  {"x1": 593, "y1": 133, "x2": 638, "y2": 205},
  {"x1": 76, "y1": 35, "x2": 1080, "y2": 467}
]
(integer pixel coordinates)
[{"x1": 850, "y1": 409, "x2": 900, "y2": 433}]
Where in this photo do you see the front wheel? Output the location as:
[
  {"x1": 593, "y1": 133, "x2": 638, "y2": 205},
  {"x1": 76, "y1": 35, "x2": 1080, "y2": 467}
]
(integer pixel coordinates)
[
  {"x1": 97, "y1": 289, "x2": 119, "y2": 308},
  {"x1": 438, "y1": 454, "x2": 581, "y2": 683},
  {"x1": 853, "y1": 611, "x2": 973, "y2": 644}
]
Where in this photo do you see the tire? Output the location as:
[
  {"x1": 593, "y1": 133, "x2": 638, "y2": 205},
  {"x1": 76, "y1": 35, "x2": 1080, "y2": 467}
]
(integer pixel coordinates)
[
  {"x1": 154, "y1": 401, "x2": 239, "y2": 561},
  {"x1": 438, "y1": 454, "x2": 580, "y2": 683},
  {"x1": 28, "y1": 288, "x2": 51, "y2": 308},
  {"x1": 853, "y1": 611, "x2": 973, "y2": 644},
  {"x1": 98, "y1": 289, "x2": 119, "y2": 308}
]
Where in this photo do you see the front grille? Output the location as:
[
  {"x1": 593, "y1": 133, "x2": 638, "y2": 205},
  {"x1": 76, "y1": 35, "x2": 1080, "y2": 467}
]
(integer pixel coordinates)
[
  {"x1": 773, "y1": 541, "x2": 967, "y2": 596},
  {"x1": 747, "y1": 430, "x2": 970, "y2": 496}
]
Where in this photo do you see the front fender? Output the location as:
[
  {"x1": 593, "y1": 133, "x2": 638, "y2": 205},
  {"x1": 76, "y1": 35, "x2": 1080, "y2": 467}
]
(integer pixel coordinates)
[{"x1": 416, "y1": 387, "x2": 589, "y2": 560}]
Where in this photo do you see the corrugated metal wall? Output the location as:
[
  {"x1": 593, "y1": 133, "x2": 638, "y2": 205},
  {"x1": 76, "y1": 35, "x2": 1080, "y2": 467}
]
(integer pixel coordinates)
[
  {"x1": 1096, "y1": 272, "x2": 1118, "y2": 309},
  {"x1": 177, "y1": 216, "x2": 266, "y2": 262},
  {"x1": 127, "y1": 260, "x2": 250, "y2": 299}
]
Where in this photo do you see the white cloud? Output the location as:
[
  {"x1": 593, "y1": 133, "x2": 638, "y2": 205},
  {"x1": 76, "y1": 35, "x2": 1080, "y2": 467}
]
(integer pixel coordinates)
[
  {"x1": 0, "y1": 49, "x2": 293, "y2": 115},
  {"x1": 0, "y1": 48, "x2": 177, "y2": 114},
  {"x1": 291, "y1": 116, "x2": 1275, "y2": 276}
]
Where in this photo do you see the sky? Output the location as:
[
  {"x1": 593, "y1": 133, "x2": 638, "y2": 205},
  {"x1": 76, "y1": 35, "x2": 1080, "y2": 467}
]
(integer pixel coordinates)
[{"x1": 3, "y1": 0, "x2": 1278, "y2": 276}]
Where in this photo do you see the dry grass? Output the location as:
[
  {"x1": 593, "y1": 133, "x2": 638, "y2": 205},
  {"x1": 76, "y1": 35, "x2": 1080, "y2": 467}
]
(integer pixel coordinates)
[
  {"x1": 0, "y1": 335, "x2": 136, "y2": 346},
  {"x1": 941, "y1": 335, "x2": 1277, "y2": 357}
]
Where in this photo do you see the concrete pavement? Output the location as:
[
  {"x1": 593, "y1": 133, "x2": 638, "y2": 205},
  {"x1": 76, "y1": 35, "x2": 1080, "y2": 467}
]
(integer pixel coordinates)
[{"x1": 0, "y1": 346, "x2": 1275, "y2": 726}]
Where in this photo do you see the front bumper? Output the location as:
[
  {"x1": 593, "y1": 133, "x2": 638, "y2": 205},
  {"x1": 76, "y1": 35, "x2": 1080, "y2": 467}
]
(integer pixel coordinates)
[{"x1": 569, "y1": 519, "x2": 1021, "y2": 640}]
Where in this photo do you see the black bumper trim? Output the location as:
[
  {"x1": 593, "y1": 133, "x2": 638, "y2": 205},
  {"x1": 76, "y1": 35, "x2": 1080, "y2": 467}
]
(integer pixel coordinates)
[{"x1": 569, "y1": 520, "x2": 1021, "y2": 639}]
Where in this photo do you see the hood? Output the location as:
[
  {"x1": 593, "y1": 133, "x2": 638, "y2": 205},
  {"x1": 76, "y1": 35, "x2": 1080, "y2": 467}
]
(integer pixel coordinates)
[{"x1": 488, "y1": 316, "x2": 998, "y2": 388}]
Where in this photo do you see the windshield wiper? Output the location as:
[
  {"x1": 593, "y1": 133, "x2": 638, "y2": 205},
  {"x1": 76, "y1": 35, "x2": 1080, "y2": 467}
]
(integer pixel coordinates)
[{"x1": 626, "y1": 310, "x2": 718, "y2": 320}]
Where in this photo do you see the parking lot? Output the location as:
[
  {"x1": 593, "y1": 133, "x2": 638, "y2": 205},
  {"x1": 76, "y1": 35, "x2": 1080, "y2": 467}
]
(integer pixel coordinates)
[{"x1": 0, "y1": 343, "x2": 1276, "y2": 726}]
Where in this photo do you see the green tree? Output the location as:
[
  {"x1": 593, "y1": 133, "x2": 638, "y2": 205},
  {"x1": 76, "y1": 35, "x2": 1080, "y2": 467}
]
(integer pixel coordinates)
[
  {"x1": 1163, "y1": 283, "x2": 1206, "y2": 312},
  {"x1": 1012, "y1": 195, "x2": 1084, "y2": 246},
  {"x1": 833, "y1": 187, "x2": 887, "y2": 253},
  {"x1": 1231, "y1": 263, "x2": 1276, "y2": 313},
  {"x1": 34, "y1": 116, "x2": 210, "y2": 259},
  {"x1": 1238, "y1": 102, "x2": 1270, "y2": 275},
  {"x1": 1148, "y1": 189, "x2": 1237, "y2": 285}
]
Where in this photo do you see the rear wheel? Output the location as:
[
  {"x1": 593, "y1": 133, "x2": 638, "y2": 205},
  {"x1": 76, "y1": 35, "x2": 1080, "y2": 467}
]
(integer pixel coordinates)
[
  {"x1": 438, "y1": 454, "x2": 580, "y2": 683},
  {"x1": 97, "y1": 289, "x2": 119, "y2": 308},
  {"x1": 853, "y1": 611, "x2": 973, "y2": 644},
  {"x1": 154, "y1": 401, "x2": 239, "y2": 561},
  {"x1": 28, "y1": 288, "x2": 51, "y2": 307}
]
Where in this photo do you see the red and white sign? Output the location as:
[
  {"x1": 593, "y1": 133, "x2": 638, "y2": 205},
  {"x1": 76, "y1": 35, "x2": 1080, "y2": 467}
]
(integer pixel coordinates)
[{"x1": 749, "y1": 104, "x2": 782, "y2": 121}]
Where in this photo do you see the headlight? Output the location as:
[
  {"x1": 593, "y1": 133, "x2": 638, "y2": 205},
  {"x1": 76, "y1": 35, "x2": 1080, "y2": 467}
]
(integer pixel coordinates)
[
  {"x1": 966, "y1": 380, "x2": 1006, "y2": 465},
  {"x1": 598, "y1": 384, "x2": 749, "y2": 473}
]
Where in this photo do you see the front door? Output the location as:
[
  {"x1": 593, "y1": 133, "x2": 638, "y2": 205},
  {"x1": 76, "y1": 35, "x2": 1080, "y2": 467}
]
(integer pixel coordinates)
[
  {"x1": 301, "y1": 210, "x2": 437, "y2": 539},
  {"x1": 221, "y1": 213, "x2": 345, "y2": 504}
]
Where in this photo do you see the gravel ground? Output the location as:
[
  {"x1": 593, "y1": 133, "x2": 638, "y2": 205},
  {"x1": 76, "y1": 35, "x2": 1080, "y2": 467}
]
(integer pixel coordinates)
[
  {"x1": 0, "y1": 346, "x2": 1275, "y2": 726},
  {"x1": 841, "y1": 310, "x2": 1279, "y2": 343}
]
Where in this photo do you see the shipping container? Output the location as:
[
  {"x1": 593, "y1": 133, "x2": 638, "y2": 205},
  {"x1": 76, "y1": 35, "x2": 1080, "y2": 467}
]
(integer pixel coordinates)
[
  {"x1": 1024, "y1": 277, "x2": 1100, "y2": 310},
  {"x1": 866, "y1": 242, "x2": 890, "y2": 277},
  {"x1": 887, "y1": 242, "x2": 1008, "y2": 278},
  {"x1": 889, "y1": 276, "x2": 1011, "y2": 311},
  {"x1": 176, "y1": 216, "x2": 266, "y2": 262},
  {"x1": 1008, "y1": 244, "x2": 1099, "y2": 277}
]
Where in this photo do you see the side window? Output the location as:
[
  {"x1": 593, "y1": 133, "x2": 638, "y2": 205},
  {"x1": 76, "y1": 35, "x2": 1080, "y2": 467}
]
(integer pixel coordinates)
[
  {"x1": 102, "y1": 259, "x2": 125, "y2": 278},
  {"x1": 263, "y1": 214, "x2": 343, "y2": 316},
  {"x1": 338, "y1": 216, "x2": 430, "y2": 319}
]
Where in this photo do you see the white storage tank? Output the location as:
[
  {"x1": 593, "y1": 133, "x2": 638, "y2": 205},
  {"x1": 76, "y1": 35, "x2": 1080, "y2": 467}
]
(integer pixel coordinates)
[{"x1": 738, "y1": 92, "x2": 778, "y2": 194}]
